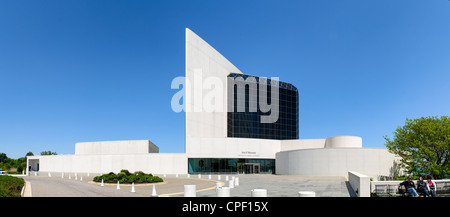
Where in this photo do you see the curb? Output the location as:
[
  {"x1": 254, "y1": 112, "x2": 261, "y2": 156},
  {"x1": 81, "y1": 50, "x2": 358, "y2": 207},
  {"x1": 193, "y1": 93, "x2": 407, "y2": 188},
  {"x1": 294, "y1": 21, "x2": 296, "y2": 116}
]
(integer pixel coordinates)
[
  {"x1": 87, "y1": 180, "x2": 169, "y2": 186},
  {"x1": 21, "y1": 181, "x2": 32, "y2": 197},
  {"x1": 159, "y1": 178, "x2": 225, "y2": 197}
]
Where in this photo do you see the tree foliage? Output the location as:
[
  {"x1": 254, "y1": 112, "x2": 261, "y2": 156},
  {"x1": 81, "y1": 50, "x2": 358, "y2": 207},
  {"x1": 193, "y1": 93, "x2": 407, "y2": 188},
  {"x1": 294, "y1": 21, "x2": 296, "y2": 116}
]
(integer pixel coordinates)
[
  {"x1": 0, "y1": 153, "x2": 8, "y2": 164},
  {"x1": 40, "y1": 150, "x2": 57, "y2": 155},
  {"x1": 384, "y1": 116, "x2": 450, "y2": 179},
  {"x1": 0, "y1": 151, "x2": 42, "y2": 173}
]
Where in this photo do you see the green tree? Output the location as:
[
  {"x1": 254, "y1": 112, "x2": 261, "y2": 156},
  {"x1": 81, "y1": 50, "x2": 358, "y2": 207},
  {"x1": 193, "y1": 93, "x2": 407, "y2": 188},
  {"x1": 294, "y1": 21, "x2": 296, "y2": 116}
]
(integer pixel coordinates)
[
  {"x1": 40, "y1": 151, "x2": 57, "y2": 155},
  {"x1": 1, "y1": 162, "x2": 11, "y2": 171},
  {"x1": 0, "y1": 153, "x2": 8, "y2": 164},
  {"x1": 384, "y1": 116, "x2": 450, "y2": 179}
]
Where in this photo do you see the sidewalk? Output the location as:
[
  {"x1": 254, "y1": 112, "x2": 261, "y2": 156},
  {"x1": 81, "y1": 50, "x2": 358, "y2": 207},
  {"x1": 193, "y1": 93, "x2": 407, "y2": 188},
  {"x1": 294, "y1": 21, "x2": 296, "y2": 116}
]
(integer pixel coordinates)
[{"x1": 23, "y1": 173, "x2": 351, "y2": 197}]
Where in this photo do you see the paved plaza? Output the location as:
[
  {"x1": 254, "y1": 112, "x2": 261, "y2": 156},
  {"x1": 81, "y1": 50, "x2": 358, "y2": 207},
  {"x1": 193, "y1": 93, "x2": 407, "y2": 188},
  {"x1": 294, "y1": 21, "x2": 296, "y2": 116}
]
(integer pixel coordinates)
[{"x1": 23, "y1": 173, "x2": 352, "y2": 197}]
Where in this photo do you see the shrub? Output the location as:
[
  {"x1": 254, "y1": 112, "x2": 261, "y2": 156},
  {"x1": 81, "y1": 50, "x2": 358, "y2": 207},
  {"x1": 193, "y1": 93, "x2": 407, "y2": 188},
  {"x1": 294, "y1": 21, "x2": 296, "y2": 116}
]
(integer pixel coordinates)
[
  {"x1": 152, "y1": 176, "x2": 163, "y2": 182},
  {"x1": 120, "y1": 169, "x2": 131, "y2": 175},
  {"x1": 134, "y1": 171, "x2": 145, "y2": 175},
  {"x1": 127, "y1": 175, "x2": 136, "y2": 183},
  {"x1": 0, "y1": 176, "x2": 25, "y2": 197},
  {"x1": 117, "y1": 173, "x2": 125, "y2": 180},
  {"x1": 93, "y1": 170, "x2": 162, "y2": 184},
  {"x1": 93, "y1": 176, "x2": 101, "y2": 182},
  {"x1": 137, "y1": 176, "x2": 145, "y2": 183}
]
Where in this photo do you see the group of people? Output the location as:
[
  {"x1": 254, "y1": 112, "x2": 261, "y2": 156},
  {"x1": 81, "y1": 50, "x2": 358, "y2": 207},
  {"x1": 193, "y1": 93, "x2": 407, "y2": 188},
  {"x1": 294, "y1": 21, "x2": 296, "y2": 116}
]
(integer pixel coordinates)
[{"x1": 399, "y1": 175, "x2": 437, "y2": 197}]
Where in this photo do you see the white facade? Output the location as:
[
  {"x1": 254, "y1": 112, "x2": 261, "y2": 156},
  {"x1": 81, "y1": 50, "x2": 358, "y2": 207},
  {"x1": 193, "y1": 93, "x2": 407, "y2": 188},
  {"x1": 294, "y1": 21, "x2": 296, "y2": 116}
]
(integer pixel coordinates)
[
  {"x1": 276, "y1": 148, "x2": 400, "y2": 178},
  {"x1": 75, "y1": 140, "x2": 159, "y2": 155},
  {"x1": 28, "y1": 153, "x2": 186, "y2": 175},
  {"x1": 27, "y1": 28, "x2": 400, "y2": 177},
  {"x1": 27, "y1": 140, "x2": 186, "y2": 175},
  {"x1": 185, "y1": 28, "x2": 245, "y2": 158}
]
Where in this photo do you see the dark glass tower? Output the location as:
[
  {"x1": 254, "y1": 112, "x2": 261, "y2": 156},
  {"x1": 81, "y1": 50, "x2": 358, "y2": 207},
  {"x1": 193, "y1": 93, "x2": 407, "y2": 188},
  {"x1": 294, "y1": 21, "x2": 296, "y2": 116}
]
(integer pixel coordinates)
[
  {"x1": 187, "y1": 73, "x2": 299, "y2": 174},
  {"x1": 227, "y1": 73, "x2": 299, "y2": 140}
]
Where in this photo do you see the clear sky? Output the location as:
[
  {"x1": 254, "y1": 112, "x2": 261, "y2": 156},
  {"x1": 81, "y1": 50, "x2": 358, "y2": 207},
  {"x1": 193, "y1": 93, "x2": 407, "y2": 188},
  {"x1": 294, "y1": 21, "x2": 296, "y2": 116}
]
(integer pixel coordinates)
[{"x1": 0, "y1": 0, "x2": 449, "y2": 159}]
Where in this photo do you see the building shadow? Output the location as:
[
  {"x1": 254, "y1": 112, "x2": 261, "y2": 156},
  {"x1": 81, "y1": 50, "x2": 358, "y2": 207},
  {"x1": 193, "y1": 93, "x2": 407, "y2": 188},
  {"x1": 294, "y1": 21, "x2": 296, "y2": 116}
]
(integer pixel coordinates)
[{"x1": 345, "y1": 181, "x2": 358, "y2": 197}]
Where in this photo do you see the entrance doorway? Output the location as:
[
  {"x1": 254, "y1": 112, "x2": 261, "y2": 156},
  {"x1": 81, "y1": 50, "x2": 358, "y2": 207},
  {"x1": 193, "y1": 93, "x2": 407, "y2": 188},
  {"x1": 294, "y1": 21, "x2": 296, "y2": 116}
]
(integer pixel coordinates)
[
  {"x1": 239, "y1": 163, "x2": 260, "y2": 174},
  {"x1": 27, "y1": 159, "x2": 39, "y2": 173}
]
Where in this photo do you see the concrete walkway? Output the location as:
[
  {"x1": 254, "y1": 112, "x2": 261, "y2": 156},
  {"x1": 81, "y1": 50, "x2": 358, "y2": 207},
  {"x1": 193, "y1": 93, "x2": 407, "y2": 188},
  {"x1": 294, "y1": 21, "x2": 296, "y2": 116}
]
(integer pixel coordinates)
[
  {"x1": 23, "y1": 175, "x2": 222, "y2": 197},
  {"x1": 191, "y1": 174, "x2": 351, "y2": 197},
  {"x1": 23, "y1": 173, "x2": 351, "y2": 197}
]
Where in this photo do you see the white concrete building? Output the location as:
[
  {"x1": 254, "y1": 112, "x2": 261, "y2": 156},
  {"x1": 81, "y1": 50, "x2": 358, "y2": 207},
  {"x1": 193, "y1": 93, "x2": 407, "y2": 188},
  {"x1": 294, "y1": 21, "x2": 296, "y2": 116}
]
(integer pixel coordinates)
[{"x1": 27, "y1": 28, "x2": 400, "y2": 178}]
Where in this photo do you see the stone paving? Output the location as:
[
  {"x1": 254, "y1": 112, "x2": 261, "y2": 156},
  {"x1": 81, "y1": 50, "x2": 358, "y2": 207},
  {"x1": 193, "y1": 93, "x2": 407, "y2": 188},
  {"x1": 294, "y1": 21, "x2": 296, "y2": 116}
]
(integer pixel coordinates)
[
  {"x1": 23, "y1": 172, "x2": 352, "y2": 197},
  {"x1": 178, "y1": 174, "x2": 351, "y2": 197}
]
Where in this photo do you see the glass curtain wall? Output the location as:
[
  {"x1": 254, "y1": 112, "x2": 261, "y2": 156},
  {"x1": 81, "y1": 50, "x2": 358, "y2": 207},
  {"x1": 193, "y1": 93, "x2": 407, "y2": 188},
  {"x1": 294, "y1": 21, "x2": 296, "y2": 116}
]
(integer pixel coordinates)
[
  {"x1": 188, "y1": 158, "x2": 275, "y2": 174},
  {"x1": 227, "y1": 73, "x2": 299, "y2": 140}
]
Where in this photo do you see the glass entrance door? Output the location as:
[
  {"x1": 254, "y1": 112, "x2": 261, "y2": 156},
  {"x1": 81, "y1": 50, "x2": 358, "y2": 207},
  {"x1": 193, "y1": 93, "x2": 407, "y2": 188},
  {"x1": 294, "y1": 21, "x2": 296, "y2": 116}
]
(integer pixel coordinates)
[
  {"x1": 244, "y1": 164, "x2": 253, "y2": 174},
  {"x1": 253, "y1": 163, "x2": 260, "y2": 174},
  {"x1": 242, "y1": 163, "x2": 260, "y2": 174}
]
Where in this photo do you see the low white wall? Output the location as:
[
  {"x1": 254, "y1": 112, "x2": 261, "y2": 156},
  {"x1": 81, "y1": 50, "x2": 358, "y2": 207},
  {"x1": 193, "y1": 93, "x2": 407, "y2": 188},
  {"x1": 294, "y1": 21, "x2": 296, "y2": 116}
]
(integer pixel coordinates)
[
  {"x1": 348, "y1": 171, "x2": 370, "y2": 197},
  {"x1": 276, "y1": 148, "x2": 399, "y2": 177},
  {"x1": 30, "y1": 153, "x2": 187, "y2": 174}
]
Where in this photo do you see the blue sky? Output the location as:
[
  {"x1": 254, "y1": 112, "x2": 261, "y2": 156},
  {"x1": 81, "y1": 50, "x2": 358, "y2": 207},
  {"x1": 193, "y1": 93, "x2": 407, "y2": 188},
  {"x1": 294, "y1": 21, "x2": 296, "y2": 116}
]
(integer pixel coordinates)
[{"x1": 0, "y1": 0, "x2": 449, "y2": 159}]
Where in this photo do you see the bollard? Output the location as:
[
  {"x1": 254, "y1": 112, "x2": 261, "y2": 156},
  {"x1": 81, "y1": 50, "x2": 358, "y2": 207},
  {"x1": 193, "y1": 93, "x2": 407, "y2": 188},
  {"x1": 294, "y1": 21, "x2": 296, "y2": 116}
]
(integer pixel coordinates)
[
  {"x1": 225, "y1": 176, "x2": 229, "y2": 181},
  {"x1": 35, "y1": 172, "x2": 37, "y2": 176},
  {"x1": 198, "y1": 174, "x2": 201, "y2": 179},
  {"x1": 298, "y1": 191, "x2": 315, "y2": 197},
  {"x1": 131, "y1": 182, "x2": 135, "y2": 193},
  {"x1": 62, "y1": 172, "x2": 64, "y2": 178},
  {"x1": 48, "y1": 172, "x2": 51, "y2": 177},
  {"x1": 251, "y1": 189, "x2": 267, "y2": 197},
  {"x1": 187, "y1": 174, "x2": 190, "y2": 178},
  {"x1": 218, "y1": 175, "x2": 221, "y2": 180},
  {"x1": 217, "y1": 187, "x2": 230, "y2": 197},
  {"x1": 208, "y1": 174, "x2": 211, "y2": 180},
  {"x1": 184, "y1": 185, "x2": 196, "y2": 197},
  {"x1": 215, "y1": 182, "x2": 222, "y2": 192},
  {"x1": 101, "y1": 179, "x2": 104, "y2": 187},
  {"x1": 87, "y1": 172, "x2": 90, "y2": 177},
  {"x1": 69, "y1": 174, "x2": 71, "y2": 179},
  {"x1": 80, "y1": 176, "x2": 83, "y2": 181},
  {"x1": 164, "y1": 174, "x2": 166, "y2": 178},
  {"x1": 229, "y1": 180, "x2": 235, "y2": 188},
  {"x1": 176, "y1": 174, "x2": 179, "y2": 178},
  {"x1": 151, "y1": 184, "x2": 158, "y2": 197},
  {"x1": 234, "y1": 177, "x2": 239, "y2": 186},
  {"x1": 116, "y1": 181, "x2": 120, "y2": 190}
]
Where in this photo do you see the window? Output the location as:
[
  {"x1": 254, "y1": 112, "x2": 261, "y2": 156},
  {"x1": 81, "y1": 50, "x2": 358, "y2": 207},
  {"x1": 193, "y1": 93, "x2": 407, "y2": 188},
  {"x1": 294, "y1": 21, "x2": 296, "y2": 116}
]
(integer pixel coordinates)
[
  {"x1": 188, "y1": 158, "x2": 275, "y2": 174},
  {"x1": 227, "y1": 73, "x2": 299, "y2": 140}
]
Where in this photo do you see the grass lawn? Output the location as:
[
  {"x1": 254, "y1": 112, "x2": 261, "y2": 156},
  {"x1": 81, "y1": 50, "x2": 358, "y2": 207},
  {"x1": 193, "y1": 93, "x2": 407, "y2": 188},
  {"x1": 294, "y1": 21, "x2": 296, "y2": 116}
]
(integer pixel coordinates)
[{"x1": 0, "y1": 175, "x2": 25, "y2": 197}]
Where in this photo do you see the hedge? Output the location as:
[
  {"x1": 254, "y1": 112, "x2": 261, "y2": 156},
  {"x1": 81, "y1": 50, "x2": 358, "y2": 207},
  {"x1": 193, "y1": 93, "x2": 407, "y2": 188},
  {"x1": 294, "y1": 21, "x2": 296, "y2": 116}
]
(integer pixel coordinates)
[
  {"x1": 0, "y1": 175, "x2": 25, "y2": 197},
  {"x1": 93, "y1": 170, "x2": 163, "y2": 184}
]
